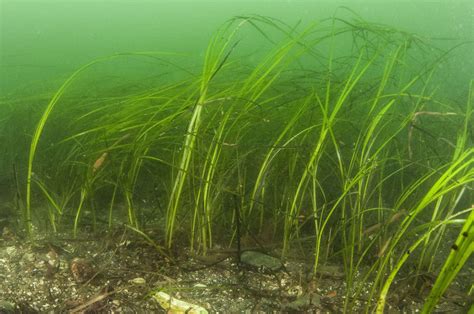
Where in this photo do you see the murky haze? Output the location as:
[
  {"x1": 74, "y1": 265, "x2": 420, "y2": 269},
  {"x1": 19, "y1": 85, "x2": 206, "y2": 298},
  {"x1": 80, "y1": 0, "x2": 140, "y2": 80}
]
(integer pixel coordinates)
[{"x1": 1, "y1": 0, "x2": 472, "y2": 94}]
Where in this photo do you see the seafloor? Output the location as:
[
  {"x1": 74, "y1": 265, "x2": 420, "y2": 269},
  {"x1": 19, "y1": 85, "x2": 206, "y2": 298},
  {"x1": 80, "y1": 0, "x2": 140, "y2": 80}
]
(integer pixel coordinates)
[{"x1": 0, "y1": 224, "x2": 471, "y2": 313}]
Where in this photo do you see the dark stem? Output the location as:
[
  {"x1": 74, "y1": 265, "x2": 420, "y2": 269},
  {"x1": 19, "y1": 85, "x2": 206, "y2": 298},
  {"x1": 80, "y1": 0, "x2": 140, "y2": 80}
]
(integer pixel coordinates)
[{"x1": 233, "y1": 194, "x2": 241, "y2": 264}]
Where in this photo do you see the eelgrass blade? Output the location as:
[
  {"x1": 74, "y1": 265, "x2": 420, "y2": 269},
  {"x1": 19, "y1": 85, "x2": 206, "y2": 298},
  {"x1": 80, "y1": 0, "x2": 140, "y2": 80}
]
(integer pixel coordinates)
[
  {"x1": 25, "y1": 52, "x2": 175, "y2": 235},
  {"x1": 375, "y1": 149, "x2": 474, "y2": 312},
  {"x1": 422, "y1": 207, "x2": 474, "y2": 313}
]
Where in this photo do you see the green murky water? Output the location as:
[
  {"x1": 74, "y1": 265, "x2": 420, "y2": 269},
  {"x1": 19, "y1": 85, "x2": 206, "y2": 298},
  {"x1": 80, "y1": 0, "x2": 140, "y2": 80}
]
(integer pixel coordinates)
[{"x1": 0, "y1": 1, "x2": 473, "y2": 312}]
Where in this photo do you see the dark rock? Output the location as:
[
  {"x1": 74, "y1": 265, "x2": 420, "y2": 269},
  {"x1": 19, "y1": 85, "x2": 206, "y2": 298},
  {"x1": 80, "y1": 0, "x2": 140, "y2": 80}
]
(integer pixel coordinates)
[{"x1": 240, "y1": 251, "x2": 283, "y2": 272}]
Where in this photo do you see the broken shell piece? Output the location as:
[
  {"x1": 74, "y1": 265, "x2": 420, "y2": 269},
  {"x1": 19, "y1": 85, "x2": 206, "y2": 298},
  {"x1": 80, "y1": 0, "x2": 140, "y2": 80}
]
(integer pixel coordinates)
[
  {"x1": 153, "y1": 291, "x2": 208, "y2": 314},
  {"x1": 287, "y1": 285, "x2": 304, "y2": 297},
  {"x1": 46, "y1": 248, "x2": 59, "y2": 267},
  {"x1": 45, "y1": 248, "x2": 60, "y2": 277},
  {"x1": 129, "y1": 277, "x2": 146, "y2": 285}
]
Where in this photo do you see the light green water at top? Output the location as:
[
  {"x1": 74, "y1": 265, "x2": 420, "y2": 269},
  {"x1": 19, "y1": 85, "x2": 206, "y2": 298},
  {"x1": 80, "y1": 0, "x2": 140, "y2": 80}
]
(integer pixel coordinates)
[{"x1": 0, "y1": 0, "x2": 472, "y2": 97}]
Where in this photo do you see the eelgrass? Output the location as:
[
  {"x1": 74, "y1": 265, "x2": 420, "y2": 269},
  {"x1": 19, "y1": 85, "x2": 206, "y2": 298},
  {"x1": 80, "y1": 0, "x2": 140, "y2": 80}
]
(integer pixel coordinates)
[
  {"x1": 13, "y1": 12, "x2": 473, "y2": 312},
  {"x1": 422, "y1": 205, "x2": 474, "y2": 313}
]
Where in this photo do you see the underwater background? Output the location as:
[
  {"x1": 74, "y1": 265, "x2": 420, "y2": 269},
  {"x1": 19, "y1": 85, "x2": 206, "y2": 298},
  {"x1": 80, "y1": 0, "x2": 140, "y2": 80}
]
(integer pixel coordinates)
[
  {"x1": 1, "y1": 0, "x2": 473, "y2": 94},
  {"x1": 0, "y1": 0, "x2": 473, "y2": 312}
]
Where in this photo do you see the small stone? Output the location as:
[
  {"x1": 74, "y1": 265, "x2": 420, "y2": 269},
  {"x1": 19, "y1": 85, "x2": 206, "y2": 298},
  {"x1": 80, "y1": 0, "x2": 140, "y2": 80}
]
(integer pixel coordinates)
[
  {"x1": 5, "y1": 247, "x2": 16, "y2": 256},
  {"x1": 22, "y1": 252, "x2": 35, "y2": 263},
  {"x1": 240, "y1": 251, "x2": 283, "y2": 272},
  {"x1": 45, "y1": 249, "x2": 60, "y2": 277},
  {"x1": 288, "y1": 285, "x2": 303, "y2": 297},
  {"x1": 129, "y1": 277, "x2": 146, "y2": 285},
  {"x1": 70, "y1": 258, "x2": 94, "y2": 283}
]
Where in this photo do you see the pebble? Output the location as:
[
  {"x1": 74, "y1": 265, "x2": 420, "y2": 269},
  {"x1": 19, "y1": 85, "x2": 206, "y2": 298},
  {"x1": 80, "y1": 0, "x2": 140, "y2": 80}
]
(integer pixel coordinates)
[
  {"x1": 129, "y1": 277, "x2": 146, "y2": 285},
  {"x1": 5, "y1": 247, "x2": 16, "y2": 255}
]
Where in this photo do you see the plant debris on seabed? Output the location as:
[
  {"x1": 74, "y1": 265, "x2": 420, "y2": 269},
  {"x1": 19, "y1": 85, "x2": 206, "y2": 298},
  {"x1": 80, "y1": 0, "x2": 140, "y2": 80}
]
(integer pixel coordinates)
[{"x1": 0, "y1": 226, "x2": 471, "y2": 313}]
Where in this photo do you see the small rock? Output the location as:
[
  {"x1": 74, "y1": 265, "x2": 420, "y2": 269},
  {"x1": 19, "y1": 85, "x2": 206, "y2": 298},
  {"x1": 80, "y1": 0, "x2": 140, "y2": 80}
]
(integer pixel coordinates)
[
  {"x1": 5, "y1": 246, "x2": 16, "y2": 256},
  {"x1": 70, "y1": 258, "x2": 94, "y2": 283},
  {"x1": 45, "y1": 248, "x2": 60, "y2": 277},
  {"x1": 240, "y1": 251, "x2": 283, "y2": 272},
  {"x1": 22, "y1": 252, "x2": 35, "y2": 263},
  {"x1": 129, "y1": 277, "x2": 146, "y2": 285},
  {"x1": 287, "y1": 285, "x2": 303, "y2": 297}
]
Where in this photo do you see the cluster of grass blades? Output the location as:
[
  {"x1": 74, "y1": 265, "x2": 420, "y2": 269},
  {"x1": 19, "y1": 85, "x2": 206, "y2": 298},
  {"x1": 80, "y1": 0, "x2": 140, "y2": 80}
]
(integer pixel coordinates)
[{"x1": 11, "y1": 11, "x2": 472, "y2": 312}]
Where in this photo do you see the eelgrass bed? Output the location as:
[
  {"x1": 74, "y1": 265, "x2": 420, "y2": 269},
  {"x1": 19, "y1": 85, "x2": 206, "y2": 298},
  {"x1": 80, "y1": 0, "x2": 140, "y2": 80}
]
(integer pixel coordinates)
[{"x1": 1, "y1": 13, "x2": 473, "y2": 312}]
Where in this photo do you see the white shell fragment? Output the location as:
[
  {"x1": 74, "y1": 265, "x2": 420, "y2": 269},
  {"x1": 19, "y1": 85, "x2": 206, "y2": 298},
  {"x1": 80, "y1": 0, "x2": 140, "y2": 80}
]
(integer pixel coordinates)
[
  {"x1": 152, "y1": 291, "x2": 208, "y2": 314},
  {"x1": 129, "y1": 277, "x2": 146, "y2": 285}
]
